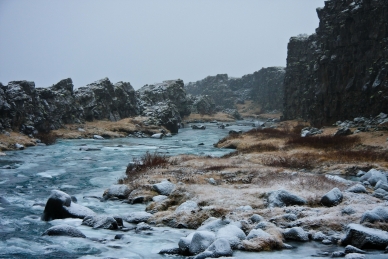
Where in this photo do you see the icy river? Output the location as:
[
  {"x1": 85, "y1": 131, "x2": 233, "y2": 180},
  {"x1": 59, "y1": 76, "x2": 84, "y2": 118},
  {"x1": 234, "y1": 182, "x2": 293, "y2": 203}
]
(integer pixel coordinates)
[{"x1": 0, "y1": 122, "x2": 386, "y2": 259}]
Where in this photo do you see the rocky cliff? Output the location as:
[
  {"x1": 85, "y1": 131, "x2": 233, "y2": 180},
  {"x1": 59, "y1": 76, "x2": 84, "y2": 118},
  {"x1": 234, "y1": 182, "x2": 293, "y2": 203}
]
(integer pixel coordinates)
[
  {"x1": 185, "y1": 67, "x2": 285, "y2": 112},
  {"x1": 283, "y1": 0, "x2": 388, "y2": 126},
  {"x1": 137, "y1": 79, "x2": 191, "y2": 133},
  {"x1": 0, "y1": 77, "x2": 189, "y2": 135}
]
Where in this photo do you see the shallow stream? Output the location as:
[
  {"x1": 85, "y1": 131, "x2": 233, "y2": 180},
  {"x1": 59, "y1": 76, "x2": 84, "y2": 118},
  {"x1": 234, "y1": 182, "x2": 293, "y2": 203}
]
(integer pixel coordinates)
[{"x1": 0, "y1": 122, "x2": 386, "y2": 258}]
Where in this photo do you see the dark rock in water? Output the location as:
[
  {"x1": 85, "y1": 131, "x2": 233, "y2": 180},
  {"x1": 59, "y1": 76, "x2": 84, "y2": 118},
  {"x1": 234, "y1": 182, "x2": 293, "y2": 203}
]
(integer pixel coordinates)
[
  {"x1": 191, "y1": 125, "x2": 206, "y2": 130},
  {"x1": 229, "y1": 129, "x2": 242, "y2": 134},
  {"x1": 283, "y1": 0, "x2": 388, "y2": 127},
  {"x1": 103, "y1": 184, "x2": 131, "y2": 200},
  {"x1": 42, "y1": 224, "x2": 86, "y2": 238},
  {"x1": 332, "y1": 251, "x2": 346, "y2": 257},
  {"x1": 193, "y1": 238, "x2": 233, "y2": 259},
  {"x1": 82, "y1": 215, "x2": 119, "y2": 230},
  {"x1": 41, "y1": 190, "x2": 95, "y2": 221},
  {"x1": 345, "y1": 245, "x2": 366, "y2": 254},
  {"x1": 189, "y1": 231, "x2": 216, "y2": 255},
  {"x1": 341, "y1": 223, "x2": 388, "y2": 249},
  {"x1": 124, "y1": 211, "x2": 152, "y2": 223},
  {"x1": 267, "y1": 189, "x2": 307, "y2": 208},
  {"x1": 158, "y1": 247, "x2": 182, "y2": 255},
  {"x1": 320, "y1": 188, "x2": 343, "y2": 207}
]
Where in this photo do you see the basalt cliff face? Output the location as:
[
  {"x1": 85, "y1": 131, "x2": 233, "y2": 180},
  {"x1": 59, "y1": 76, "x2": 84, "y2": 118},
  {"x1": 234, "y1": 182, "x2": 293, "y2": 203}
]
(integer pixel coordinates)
[
  {"x1": 0, "y1": 78, "x2": 190, "y2": 134},
  {"x1": 136, "y1": 79, "x2": 191, "y2": 133},
  {"x1": 283, "y1": 0, "x2": 388, "y2": 126},
  {"x1": 185, "y1": 67, "x2": 285, "y2": 113}
]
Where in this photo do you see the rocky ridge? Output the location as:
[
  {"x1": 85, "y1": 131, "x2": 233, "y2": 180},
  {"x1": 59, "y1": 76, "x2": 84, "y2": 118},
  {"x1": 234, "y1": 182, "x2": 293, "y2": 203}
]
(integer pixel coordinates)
[
  {"x1": 0, "y1": 77, "x2": 191, "y2": 136},
  {"x1": 283, "y1": 0, "x2": 388, "y2": 126},
  {"x1": 185, "y1": 67, "x2": 285, "y2": 113}
]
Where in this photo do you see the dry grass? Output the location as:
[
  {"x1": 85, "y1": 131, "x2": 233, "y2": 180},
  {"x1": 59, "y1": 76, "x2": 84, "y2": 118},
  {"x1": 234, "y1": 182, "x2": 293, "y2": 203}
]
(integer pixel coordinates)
[
  {"x1": 35, "y1": 132, "x2": 58, "y2": 145},
  {"x1": 124, "y1": 152, "x2": 170, "y2": 183},
  {"x1": 183, "y1": 112, "x2": 235, "y2": 122},
  {"x1": 286, "y1": 135, "x2": 361, "y2": 150}
]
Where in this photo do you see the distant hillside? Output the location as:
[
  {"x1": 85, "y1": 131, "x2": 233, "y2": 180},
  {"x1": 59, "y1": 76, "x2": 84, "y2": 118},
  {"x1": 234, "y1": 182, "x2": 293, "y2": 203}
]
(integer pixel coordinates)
[{"x1": 185, "y1": 67, "x2": 285, "y2": 112}]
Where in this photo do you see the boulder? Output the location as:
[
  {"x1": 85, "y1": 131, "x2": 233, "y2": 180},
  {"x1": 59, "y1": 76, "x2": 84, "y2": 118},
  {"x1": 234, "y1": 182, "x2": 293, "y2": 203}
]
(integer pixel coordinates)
[
  {"x1": 93, "y1": 135, "x2": 104, "y2": 140},
  {"x1": 360, "y1": 206, "x2": 388, "y2": 223},
  {"x1": 267, "y1": 189, "x2": 306, "y2": 208},
  {"x1": 136, "y1": 222, "x2": 152, "y2": 232},
  {"x1": 198, "y1": 217, "x2": 231, "y2": 232},
  {"x1": 334, "y1": 127, "x2": 352, "y2": 136},
  {"x1": 82, "y1": 215, "x2": 119, "y2": 230},
  {"x1": 42, "y1": 224, "x2": 86, "y2": 238},
  {"x1": 247, "y1": 229, "x2": 272, "y2": 240},
  {"x1": 124, "y1": 211, "x2": 153, "y2": 223},
  {"x1": 152, "y1": 180, "x2": 175, "y2": 196},
  {"x1": 193, "y1": 238, "x2": 233, "y2": 259},
  {"x1": 344, "y1": 245, "x2": 366, "y2": 254},
  {"x1": 283, "y1": 227, "x2": 309, "y2": 241},
  {"x1": 152, "y1": 195, "x2": 168, "y2": 202},
  {"x1": 346, "y1": 184, "x2": 367, "y2": 193},
  {"x1": 320, "y1": 188, "x2": 343, "y2": 207},
  {"x1": 103, "y1": 184, "x2": 131, "y2": 200},
  {"x1": 375, "y1": 180, "x2": 388, "y2": 192},
  {"x1": 14, "y1": 143, "x2": 24, "y2": 150},
  {"x1": 216, "y1": 224, "x2": 246, "y2": 248},
  {"x1": 189, "y1": 231, "x2": 216, "y2": 255},
  {"x1": 191, "y1": 125, "x2": 206, "y2": 130},
  {"x1": 344, "y1": 254, "x2": 365, "y2": 259},
  {"x1": 41, "y1": 190, "x2": 95, "y2": 221},
  {"x1": 300, "y1": 127, "x2": 323, "y2": 137},
  {"x1": 250, "y1": 214, "x2": 264, "y2": 223},
  {"x1": 341, "y1": 223, "x2": 388, "y2": 249},
  {"x1": 359, "y1": 169, "x2": 387, "y2": 187},
  {"x1": 178, "y1": 232, "x2": 195, "y2": 254},
  {"x1": 176, "y1": 200, "x2": 199, "y2": 213},
  {"x1": 151, "y1": 133, "x2": 164, "y2": 139}
]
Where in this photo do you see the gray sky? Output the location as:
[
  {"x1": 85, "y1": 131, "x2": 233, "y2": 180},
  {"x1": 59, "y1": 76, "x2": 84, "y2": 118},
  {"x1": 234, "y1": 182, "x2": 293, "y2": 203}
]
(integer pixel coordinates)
[{"x1": 0, "y1": 0, "x2": 324, "y2": 89}]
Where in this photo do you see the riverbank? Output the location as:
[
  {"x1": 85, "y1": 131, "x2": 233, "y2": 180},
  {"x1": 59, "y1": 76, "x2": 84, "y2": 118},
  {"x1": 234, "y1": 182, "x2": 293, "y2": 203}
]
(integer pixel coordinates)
[
  {"x1": 0, "y1": 113, "x2": 249, "y2": 152},
  {"x1": 117, "y1": 120, "x2": 388, "y2": 256}
]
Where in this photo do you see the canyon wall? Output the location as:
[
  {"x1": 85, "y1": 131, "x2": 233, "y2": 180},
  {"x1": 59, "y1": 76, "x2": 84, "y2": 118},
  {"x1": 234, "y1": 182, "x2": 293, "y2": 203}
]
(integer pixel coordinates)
[
  {"x1": 185, "y1": 67, "x2": 285, "y2": 112},
  {"x1": 283, "y1": 0, "x2": 388, "y2": 126},
  {"x1": 0, "y1": 78, "x2": 190, "y2": 134}
]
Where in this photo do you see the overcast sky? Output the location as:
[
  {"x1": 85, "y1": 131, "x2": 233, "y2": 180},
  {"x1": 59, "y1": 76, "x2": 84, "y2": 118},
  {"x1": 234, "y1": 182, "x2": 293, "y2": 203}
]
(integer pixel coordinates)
[{"x1": 0, "y1": 0, "x2": 324, "y2": 89}]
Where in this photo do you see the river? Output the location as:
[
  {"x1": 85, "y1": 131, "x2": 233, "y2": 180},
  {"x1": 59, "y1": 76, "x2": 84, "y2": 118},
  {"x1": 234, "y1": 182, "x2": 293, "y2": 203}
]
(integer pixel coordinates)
[{"x1": 0, "y1": 122, "x2": 386, "y2": 259}]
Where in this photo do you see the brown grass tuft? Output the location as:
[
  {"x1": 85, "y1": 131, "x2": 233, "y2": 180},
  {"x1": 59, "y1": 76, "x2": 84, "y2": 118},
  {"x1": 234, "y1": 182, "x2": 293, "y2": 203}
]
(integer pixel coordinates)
[
  {"x1": 35, "y1": 132, "x2": 58, "y2": 145},
  {"x1": 286, "y1": 135, "x2": 361, "y2": 150},
  {"x1": 261, "y1": 154, "x2": 316, "y2": 169}
]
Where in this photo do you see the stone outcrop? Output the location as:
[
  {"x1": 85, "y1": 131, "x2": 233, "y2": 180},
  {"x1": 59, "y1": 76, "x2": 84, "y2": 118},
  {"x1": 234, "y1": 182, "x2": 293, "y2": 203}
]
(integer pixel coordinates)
[
  {"x1": 0, "y1": 78, "x2": 137, "y2": 133},
  {"x1": 0, "y1": 77, "x2": 191, "y2": 135},
  {"x1": 283, "y1": 0, "x2": 388, "y2": 126},
  {"x1": 75, "y1": 78, "x2": 137, "y2": 121},
  {"x1": 185, "y1": 67, "x2": 285, "y2": 112},
  {"x1": 137, "y1": 79, "x2": 191, "y2": 133}
]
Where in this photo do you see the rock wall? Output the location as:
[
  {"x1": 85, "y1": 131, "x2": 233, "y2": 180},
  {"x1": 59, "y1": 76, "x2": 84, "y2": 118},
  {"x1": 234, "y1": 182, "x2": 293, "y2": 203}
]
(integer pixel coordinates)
[
  {"x1": 283, "y1": 0, "x2": 388, "y2": 126},
  {"x1": 137, "y1": 79, "x2": 191, "y2": 133},
  {"x1": 185, "y1": 67, "x2": 285, "y2": 112},
  {"x1": 0, "y1": 78, "x2": 138, "y2": 134}
]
